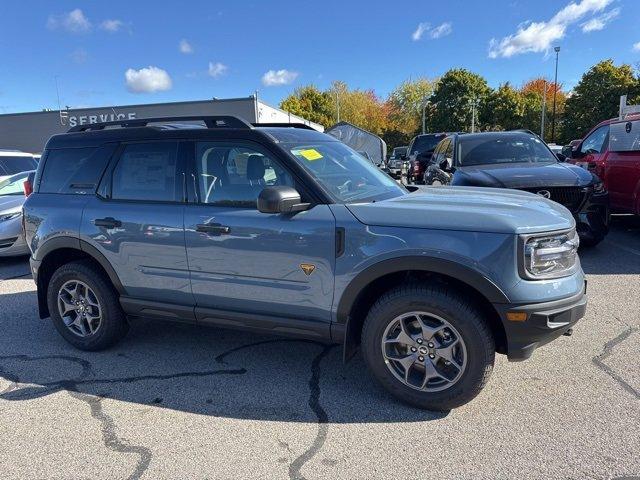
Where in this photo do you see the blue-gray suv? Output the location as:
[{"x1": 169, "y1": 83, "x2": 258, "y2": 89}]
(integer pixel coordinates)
[{"x1": 23, "y1": 116, "x2": 587, "y2": 410}]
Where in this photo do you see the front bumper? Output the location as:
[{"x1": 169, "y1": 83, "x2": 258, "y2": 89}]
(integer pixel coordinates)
[{"x1": 494, "y1": 283, "x2": 587, "y2": 361}]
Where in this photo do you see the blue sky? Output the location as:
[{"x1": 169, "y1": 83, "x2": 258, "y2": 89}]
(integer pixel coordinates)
[{"x1": 1, "y1": 0, "x2": 639, "y2": 114}]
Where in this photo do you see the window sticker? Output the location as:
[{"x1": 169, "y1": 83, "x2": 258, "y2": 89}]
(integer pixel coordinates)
[{"x1": 293, "y1": 148, "x2": 323, "y2": 161}]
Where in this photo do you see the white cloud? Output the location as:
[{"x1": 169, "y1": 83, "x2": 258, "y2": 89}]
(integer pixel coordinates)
[
  {"x1": 262, "y1": 69, "x2": 299, "y2": 86},
  {"x1": 581, "y1": 7, "x2": 620, "y2": 32},
  {"x1": 179, "y1": 39, "x2": 193, "y2": 54},
  {"x1": 412, "y1": 22, "x2": 429, "y2": 41},
  {"x1": 633, "y1": 42, "x2": 640, "y2": 52},
  {"x1": 125, "y1": 66, "x2": 172, "y2": 93},
  {"x1": 47, "y1": 8, "x2": 92, "y2": 33},
  {"x1": 489, "y1": 0, "x2": 613, "y2": 58},
  {"x1": 429, "y1": 22, "x2": 453, "y2": 39},
  {"x1": 412, "y1": 21, "x2": 453, "y2": 41},
  {"x1": 208, "y1": 62, "x2": 228, "y2": 78},
  {"x1": 100, "y1": 19, "x2": 124, "y2": 33},
  {"x1": 70, "y1": 48, "x2": 88, "y2": 64}
]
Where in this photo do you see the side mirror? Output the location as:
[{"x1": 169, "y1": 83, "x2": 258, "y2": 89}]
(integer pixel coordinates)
[
  {"x1": 258, "y1": 186, "x2": 310, "y2": 214},
  {"x1": 556, "y1": 153, "x2": 567, "y2": 162},
  {"x1": 561, "y1": 145, "x2": 573, "y2": 158},
  {"x1": 439, "y1": 157, "x2": 453, "y2": 171}
]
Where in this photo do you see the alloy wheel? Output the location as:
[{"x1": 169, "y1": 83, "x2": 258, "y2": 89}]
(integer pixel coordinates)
[
  {"x1": 381, "y1": 311, "x2": 467, "y2": 392},
  {"x1": 57, "y1": 280, "x2": 102, "y2": 337}
]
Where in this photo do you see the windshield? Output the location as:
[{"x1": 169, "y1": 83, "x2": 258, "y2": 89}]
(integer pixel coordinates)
[
  {"x1": 0, "y1": 156, "x2": 37, "y2": 176},
  {"x1": 391, "y1": 147, "x2": 407, "y2": 158},
  {"x1": 285, "y1": 141, "x2": 406, "y2": 203},
  {"x1": 409, "y1": 136, "x2": 442, "y2": 155},
  {"x1": 459, "y1": 135, "x2": 556, "y2": 166},
  {"x1": 0, "y1": 172, "x2": 29, "y2": 196}
]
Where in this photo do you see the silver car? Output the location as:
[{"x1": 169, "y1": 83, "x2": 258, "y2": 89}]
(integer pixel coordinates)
[{"x1": 0, "y1": 170, "x2": 33, "y2": 257}]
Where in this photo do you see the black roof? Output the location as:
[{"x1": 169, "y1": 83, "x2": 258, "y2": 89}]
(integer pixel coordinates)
[
  {"x1": 45, "y1": 116, "x2": 332, "y2": 149},
  {"x1": 454, "y1": 131, "x2": 540, "y2": 143}
]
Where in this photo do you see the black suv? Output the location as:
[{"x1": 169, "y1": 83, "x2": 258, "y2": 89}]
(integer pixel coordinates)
[
  {"x1": 425, "y1": 131, "x2": 610, "y2": 246},
  {"x1": 406, "y1": 133, "x2": 450, "y2": 184}
]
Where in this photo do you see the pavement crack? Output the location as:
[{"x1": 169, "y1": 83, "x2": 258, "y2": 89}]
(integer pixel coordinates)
[
  {"x1": 289, "y1": 344, "x2": 336, "y2": 480},
  {"x1": 67, "y1": 391, "x2": 151, "y2": 480},
  {"x1": 592, "y1": 327, "x2": 639, "y2": 400}
]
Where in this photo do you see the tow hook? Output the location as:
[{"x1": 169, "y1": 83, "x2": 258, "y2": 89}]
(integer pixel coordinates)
[{"x1": 563, "y1": 328, "x2": 573, "y2": 337}]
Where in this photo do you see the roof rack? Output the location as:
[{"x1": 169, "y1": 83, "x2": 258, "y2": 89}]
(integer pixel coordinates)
[
  {"x1": 252, "y1": 122, "x2": 317, "y2": 131},
  {"x1": 68, "y1": 115, "x2": 253, "y2": 132}
]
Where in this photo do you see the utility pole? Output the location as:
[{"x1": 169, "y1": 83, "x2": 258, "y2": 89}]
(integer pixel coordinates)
[
  {"x1": 551, "y1": 46, "x2": 560, "y2": 143},
  {"x1": 421, "y1": 98, "x2": 428, "y2": 134},
  {"x1": 335, "y1": 90, "x2": 340, "y2": 123},
  {"x1": 541, "y1": 80, "x2": 547, "y2": 139},
  {"x1": 470, "y1": 97, "x2": 479, "y2": 133}
]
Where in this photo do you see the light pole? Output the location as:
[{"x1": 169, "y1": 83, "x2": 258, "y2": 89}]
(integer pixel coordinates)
[
  {"x1": 421, "y1": 98, "x2": 429, "y2": 134},
  {"x1": 469, "y1": 97, "x2": 480, "y2": 133},
  {"x1": 335, "y1": 90, "x2": 340, "y2": 123},
  {"x1": 551, "y1": 46, "x2": 560, "y2": 143}
]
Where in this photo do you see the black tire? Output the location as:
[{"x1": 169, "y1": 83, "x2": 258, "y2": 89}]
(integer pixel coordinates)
[
  {"x1": 361, "y1": 283, "x2": 495, "y2": 411},
  {"x1": 47, "y1": 260, "x2": 129, "y2": 351}
]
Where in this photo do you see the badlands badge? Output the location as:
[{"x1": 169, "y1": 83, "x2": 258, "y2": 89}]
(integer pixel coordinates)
[{"x1": 300, "y1": 263, "x2": 316, "y2": 276}]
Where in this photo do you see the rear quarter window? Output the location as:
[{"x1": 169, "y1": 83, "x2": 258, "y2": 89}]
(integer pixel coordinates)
[{"x1": 38, "y1": 147, "x2": 109, "y2": 194}]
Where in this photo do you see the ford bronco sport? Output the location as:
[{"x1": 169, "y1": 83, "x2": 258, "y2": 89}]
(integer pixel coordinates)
[{"x1": 23, "y1": 116, "x2": 587, "y2": 410}]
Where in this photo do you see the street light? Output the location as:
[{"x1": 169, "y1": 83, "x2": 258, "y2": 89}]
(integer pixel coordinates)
[
  {"x1": 551, "y1": 46, "x2": 560, "y2": 143},
  {"x1": 421, "y1": 98, "x2": 429, "y2": 134}
]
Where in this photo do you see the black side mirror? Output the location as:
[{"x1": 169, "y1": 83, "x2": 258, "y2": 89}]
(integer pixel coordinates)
[
  {"x1": 556, "y1": 153, "x2": 567, "y2": 162},
  {"x1": 561, "y1": 145, "x2": 573, "y2": 158},
  {"x1": 439, "y1": 157, "x2": 453, "y2": 171},
  {"x1": 258, "y1": 186, "x2": 310, "y2": 214}
]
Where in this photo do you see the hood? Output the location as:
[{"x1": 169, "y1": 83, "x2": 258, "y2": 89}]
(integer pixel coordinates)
[
  {"x1": 0, "y1": 195, "x2": 25, "y2": 214},
  {"x1": 346, "y1": 187, "x2": 575, "y2": 235},
  {"x1": 456, "y1": 162, "x2": 592, "y2": 189}
]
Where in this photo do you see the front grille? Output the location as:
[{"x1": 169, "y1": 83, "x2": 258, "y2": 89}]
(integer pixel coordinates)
[{"x1": 521, "y1": 187, "x2": 586, "y2": 211}]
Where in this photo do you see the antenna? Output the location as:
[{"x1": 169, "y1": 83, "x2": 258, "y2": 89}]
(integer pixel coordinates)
[{"x1": 55, "y1": 76, "x2": 68, "y2": 126}]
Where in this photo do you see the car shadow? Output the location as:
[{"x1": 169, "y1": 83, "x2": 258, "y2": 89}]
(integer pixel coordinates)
[
  {"x1": 580, "y1": 215, "x2": 640, "y2": 275},
  {"x1": 0, "y1": 290, "x2": 448, "y2": 424}
]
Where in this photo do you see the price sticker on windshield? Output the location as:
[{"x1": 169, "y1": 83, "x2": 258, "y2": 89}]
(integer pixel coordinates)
[{"x1": 294, "y1": 149, "x2": 323, "y2": 161}]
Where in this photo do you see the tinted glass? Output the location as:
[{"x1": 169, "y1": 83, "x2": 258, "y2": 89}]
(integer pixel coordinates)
[
  {"x1": 39, "y1": 148, "x2": 101, "y2": 194},
  {"x1": 458, "y1": 135, "x2": 556, "y2": 166},
  {"x1": 112, "y1": 142, "x2": 179, "y2": 202},
  {"x1": 581, "y1": 125, "x2": 609, "y2": 154},
  {"x1": 284, "y1": 141, "x2": 405, "y2": 203},
  {"x1": 195, "y1": 142, "x2": 293, "y2": 207},
  {"x1": 409, "y1": 135, "x2": 444, "y2": 155},
  {"x1": 0, "y1": 156, "x2": 37, "y2": 175}
]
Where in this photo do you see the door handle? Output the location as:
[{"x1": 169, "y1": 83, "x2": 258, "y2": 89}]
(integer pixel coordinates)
[
  {"x1": 94, "y1": 217, "x2": 122, "y2": 228},
  {"x1": 196, "y1": 223, "x2": 230, "y2": 235}
]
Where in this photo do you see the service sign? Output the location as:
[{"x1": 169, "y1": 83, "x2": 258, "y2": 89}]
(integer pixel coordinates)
[{"x1": 67, "y1": 111, "x2": 137, "y2": 127}]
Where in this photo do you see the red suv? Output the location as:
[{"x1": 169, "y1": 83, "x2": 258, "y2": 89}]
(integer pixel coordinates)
[{"x1": 565, "y1": 115, "x2": 640, "y2": 215}]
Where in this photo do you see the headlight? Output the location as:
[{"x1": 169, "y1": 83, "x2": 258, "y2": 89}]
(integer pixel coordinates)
[
  {"x1": 0, "y1": 212, "x2": 21, "y2": 222},
  {"x1": 521, "y1": 230, "x2": 579, "y2": 279},
  {"x1": 593, "y1": 181, "x2": 606, "y2": 194}
]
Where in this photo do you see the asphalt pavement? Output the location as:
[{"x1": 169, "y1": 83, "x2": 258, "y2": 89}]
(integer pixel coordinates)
[{"x1": 0, "y1": 216, "x2": 638, "y2": 480}]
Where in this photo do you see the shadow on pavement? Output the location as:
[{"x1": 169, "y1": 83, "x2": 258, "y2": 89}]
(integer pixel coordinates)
[
  {"x1": 0, "y1": 290, "x2": 447, "y2": 424},
  {"x1": 580, "y1": 215, "x2": 640, "y2": 275}
]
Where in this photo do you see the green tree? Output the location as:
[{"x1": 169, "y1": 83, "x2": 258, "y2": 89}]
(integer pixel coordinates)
[
  {"x1": 328, "y1": 81, "x2": 387, "y2": 134},
  {"x1": 481, "y1": 83, "x2": 524, "y2": 131},
  {"x1": 427, "y1": 69, "x2": 491, "y2": 132},
  {"x1": 279, "y1": 85, "x2": 334, "y2": 127},
  {"x1": 386, "y1": 78, "x2": 435, "y2": 135},
  {"x1": 563, "y1": 59, "x2": 640, "y2": 142}
]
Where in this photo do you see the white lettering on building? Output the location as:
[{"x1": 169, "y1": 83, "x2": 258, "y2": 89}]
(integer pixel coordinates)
[{"x1": 68, "y1": 112, "x2": 137, "y2": 127}]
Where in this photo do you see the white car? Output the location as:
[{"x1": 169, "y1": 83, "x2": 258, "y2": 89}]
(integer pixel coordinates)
[
  {"x1": 0, "y1": 170, "x2": 33, "y2": 257},
  {"x1": 0, "y1": 150, "x2": 38, "y2": 183}
]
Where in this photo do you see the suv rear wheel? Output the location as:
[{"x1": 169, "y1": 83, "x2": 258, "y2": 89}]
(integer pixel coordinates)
[
  {"x1": 47, "y1": 260, "x2": 129, "y2": 351},
  {"x1": 361, "y1": 283, "x2": 495, "y2": 411}
]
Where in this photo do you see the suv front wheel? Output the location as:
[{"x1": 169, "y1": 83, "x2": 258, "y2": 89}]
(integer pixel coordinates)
[
  {"x1": 47, "y1": 260, "x2": 129, "y2": 351},
  {"x1": 361, "y1": 283, "x2": 495, "y2": 411}
]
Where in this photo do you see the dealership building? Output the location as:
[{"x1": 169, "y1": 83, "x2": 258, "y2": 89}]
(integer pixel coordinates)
[{"x1": 0, "y1": 96, "x2": 323, "y2": 153}]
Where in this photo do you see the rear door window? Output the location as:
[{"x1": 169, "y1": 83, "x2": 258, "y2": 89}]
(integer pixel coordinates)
[
  {"x1": 111, "y1": 142, "x2": 180, "y2": 202},
  {"x1": 609, "y1": 120, "x2": 640, "y2": 152},
  {"x1": 39, "y1": 147, "x2": 104, "y2": 194}
]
